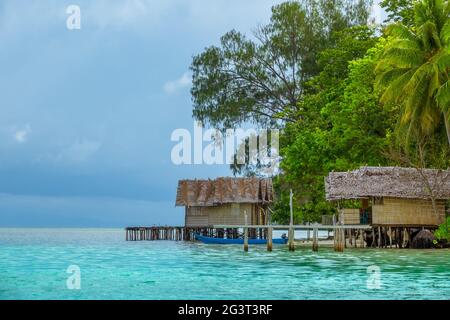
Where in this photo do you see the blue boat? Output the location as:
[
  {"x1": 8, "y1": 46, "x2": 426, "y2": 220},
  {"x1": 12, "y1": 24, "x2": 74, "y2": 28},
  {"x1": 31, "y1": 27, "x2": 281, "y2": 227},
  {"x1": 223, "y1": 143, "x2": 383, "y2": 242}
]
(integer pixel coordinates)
[{"x1": 194, "y1": 234, "x2": 288, "y2": 245}]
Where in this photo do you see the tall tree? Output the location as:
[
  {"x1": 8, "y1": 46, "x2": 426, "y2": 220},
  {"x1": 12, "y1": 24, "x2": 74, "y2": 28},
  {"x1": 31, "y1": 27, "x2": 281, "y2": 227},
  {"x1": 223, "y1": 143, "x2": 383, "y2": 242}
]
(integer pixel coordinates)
[
  {"x1": 273, "y1": 29, "x2": 392, "y2": 223},
  {"x1": 380, "y1": 0, "x2": 417, "y2": 26},
  {"x1": 190, "y1": 0, "x2": 372, "y2": 130},
  {"x1": 376, "y1": 0, "x2": 450, "y2": 146}
]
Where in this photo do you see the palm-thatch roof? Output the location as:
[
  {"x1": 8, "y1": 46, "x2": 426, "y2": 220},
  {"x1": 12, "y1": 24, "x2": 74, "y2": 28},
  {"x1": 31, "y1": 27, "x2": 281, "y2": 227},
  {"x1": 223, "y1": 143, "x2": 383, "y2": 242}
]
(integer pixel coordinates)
[
  {"x1": 175, "y1": 177, "x2": 273, "y2": 207},
  {"x1": 325, "y1": 166, "x2": 450, "y2": 201}
]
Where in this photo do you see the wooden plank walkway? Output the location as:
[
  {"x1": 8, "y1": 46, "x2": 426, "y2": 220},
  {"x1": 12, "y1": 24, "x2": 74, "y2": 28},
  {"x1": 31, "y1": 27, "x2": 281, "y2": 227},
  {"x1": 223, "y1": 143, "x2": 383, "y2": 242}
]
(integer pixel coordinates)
[
  {"x1": 125, "y1": 224, "x2": 373, "y2": 252},
  {"x1": 125, "y1": 226, "x2": 242, "y2": 241},
  {"x1": 212, "y1": 224, "x2": 371, "y2": 230}
]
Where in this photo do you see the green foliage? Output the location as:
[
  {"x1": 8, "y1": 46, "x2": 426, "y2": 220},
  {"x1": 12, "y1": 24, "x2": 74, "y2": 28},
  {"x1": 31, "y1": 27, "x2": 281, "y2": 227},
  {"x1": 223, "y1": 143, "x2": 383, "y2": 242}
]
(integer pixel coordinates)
[
  {"x1": 434, "y1": 216, "x2": 450, "y2": 241},
  {"x1": 188, "y1": 0, "x2": 449, "y2": 224},
  {"x1": 274, "y1": 30, "x2": 395, "y2": 224},
  {"x1": 376, "y1": 0, "x2": 450, "y2": 148},
  {"x1": 190, "y1": 0, "x2": 373, "y2": 129},
  {"x1": 380, "y1": 0, "x2": 417, "y2": 26}
]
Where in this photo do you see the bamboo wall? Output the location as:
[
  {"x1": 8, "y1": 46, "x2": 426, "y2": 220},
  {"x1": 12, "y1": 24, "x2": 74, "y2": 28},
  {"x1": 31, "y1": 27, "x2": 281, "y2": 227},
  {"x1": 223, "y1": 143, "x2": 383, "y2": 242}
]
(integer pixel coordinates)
[
  {"x1": 185, "y1": 203, "x2": 262, "y2": 227},
  {"x1": 372, "y1": 197, "x2": 446, "y2": 226},
  {"x1": 339, "y1": 208, "x2": 360, "y2": 225}
]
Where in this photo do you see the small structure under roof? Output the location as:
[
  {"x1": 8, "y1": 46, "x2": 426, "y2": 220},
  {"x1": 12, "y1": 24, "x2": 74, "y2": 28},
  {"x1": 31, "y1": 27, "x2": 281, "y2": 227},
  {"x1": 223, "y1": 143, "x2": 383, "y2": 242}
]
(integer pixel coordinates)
[
  {"x1": 325, "y1": 166, "x2": 450, "y2": 227},
  {"x1": 325, "y1": 166, "x2": 450, "y2": 201},
  {"x1": 176, "y1": 177, "x2": 273, "y2": 227}
]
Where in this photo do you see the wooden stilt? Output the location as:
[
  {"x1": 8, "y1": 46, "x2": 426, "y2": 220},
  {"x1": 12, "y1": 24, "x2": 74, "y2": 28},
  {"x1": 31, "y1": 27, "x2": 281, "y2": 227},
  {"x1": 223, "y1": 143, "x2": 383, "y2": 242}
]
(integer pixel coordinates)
[
  {"x1": 344, "y1": 229, "x2": 347, "y2": 248},
  {"x1": 389, "y1": 227, "x2": 392, "y2": 248},
  {"x1": 307, "y1": 222, "x2": 311, "y2": 242},
  {"x1": 334, "y1": 226, "x2": 344, "y2": 252},
  {"x1": 333, "y1": 227, "x2": 337, "y2": 250},
  {"x1": 244, "y1": 227, "x2": 249, "y2": 252},
  {"x1": 312, "y1": 226, "x2": 318, "y2": 252},
  {"x1": 288, "y1": 189, "x2": 295, "y2": 251},
  {"x1": 371, "y1": 228, "x2": 375, "y2": 247},
  {"x1": 360, "y1": 230, "x2": 365, "y2": 248},
  {"x1": 403, "y1": 227, "x2": 408, "y2": 248},
  {"x1": 288, "y1": 226, "x2": 295, "y2": 251},
  {"x1": 267, "y1": 227, "x2": 273, "y2": 252},
  {"x1": 378, "y1": 226, "x2": 381, "y2": 248},
  {"x1": 244, "y1": 213, "x2": 249, "y2": 252}
]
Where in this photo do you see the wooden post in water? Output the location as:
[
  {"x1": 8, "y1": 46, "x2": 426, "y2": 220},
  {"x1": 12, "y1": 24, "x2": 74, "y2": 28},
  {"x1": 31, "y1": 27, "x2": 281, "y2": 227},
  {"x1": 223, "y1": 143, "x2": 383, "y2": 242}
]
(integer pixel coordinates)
[
  {"x1": 267, "y1": 227, "x2": 273, "y2": 252},
  {"x1": 312, "y1": 224, "x2": 318, "y2": 252},
  {"x1": 389, "y1": 227, "x2": 392, "y2": 248},
  {"x1": 288, "y1": 189, "x2": 295, "y2": 251},
  {"x1": 244, "y1": 212, "x2": 249, "y2": 252},
  {"x1": 378, "y1": 226, "x2": 382, "y2": 248},
  {"x1": 336, "y1": 226, "x2": 345, "y2": 252},
  {"x1": 333, "y1": 226, "x2": 336, "y2": 250},
  {"x1": 403, "y1": 227, "x2": 408, "y2": 248},
  {"x1": 267, "y1": 209, "x2": 273, "y2": 252},
  {"x1": 334, "y1": 226, "x2": 339, "y2": 252},
  {"x1": 334, "y1": 225, "x2": 343, "y2": 252},
  {"x1": 371, "y1": 228, "x2": 375, "y2": 247},
  {"x1": 359, "y1": 229, "x2": 364, "y2": 248},
  {"x1": 353, "y1": 229, "x2": 356, "y2": 248},
  {"x1": 307, "y1": 222, "x2": 310, "y2": 242},
  {"x1": 344, "y1": 229, "x2": 347, "y2": 248}
]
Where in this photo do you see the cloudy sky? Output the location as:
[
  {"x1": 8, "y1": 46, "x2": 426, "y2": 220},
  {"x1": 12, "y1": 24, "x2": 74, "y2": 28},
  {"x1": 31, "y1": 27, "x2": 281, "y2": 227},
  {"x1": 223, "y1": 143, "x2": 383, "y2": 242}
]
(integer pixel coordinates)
[{"x1": 0, "y1": 0, "x2": 384, "y2": 227}]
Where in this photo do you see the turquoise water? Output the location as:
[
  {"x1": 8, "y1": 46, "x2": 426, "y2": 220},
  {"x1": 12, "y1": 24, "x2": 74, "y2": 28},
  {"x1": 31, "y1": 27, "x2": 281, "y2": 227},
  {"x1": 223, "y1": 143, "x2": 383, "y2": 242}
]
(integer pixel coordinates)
[{"x1": 0, "y1": 228, "x2": 449, "y2": 300}]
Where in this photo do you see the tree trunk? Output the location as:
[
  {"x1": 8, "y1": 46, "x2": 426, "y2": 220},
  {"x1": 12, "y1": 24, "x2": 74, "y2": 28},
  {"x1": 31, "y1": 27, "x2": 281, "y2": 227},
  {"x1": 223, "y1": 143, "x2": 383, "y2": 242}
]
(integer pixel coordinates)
[{"x1": 444, "y1": 111, "x2": 450, "y2": 148}]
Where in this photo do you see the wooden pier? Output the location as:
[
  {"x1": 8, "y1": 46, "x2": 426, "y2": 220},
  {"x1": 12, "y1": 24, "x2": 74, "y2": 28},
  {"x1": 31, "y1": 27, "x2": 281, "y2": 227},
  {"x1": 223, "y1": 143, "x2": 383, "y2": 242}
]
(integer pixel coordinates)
[
  {"x1": 125, "y1": 224, "x2": 373, "y2": 252},
  {"x1": 125, "y1": 225, "x2": 426, "y2": 250},
  {"x1": 125, "y1": 226, "x2": 244, "y2": 242}
]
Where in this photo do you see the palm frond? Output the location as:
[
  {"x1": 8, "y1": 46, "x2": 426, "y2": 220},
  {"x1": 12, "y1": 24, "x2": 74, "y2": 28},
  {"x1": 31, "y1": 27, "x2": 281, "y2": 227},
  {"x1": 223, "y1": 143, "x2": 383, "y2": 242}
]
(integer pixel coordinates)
[
  {"x1": 434, "y1": 50, "x2": 450, "y2": 72},
  {"x1": 375, "y1": 68, "x2": 411, "y2": 90},
  {"x1": 429, "y1": 64, "x2": 442, "y2": 97},
  {"x1": 421, "y1": 20, "x2": 443, "y2": 50},
  {"x1": 415, "y1": 1, "x2": 429, "y2": 27},
  {"x1": 380, "y1": 47, "x2": 425, "y2": 68},
  {"x1": 380, "y1": 69, "x2": 415, "y2": 104},
  {"x1": 377, "y1": 0, "x2": 450, "y2": 145},
  {"x1": 402, "y1": 72, "x2": 428, "y2": 125},
  {"x1": 436, "y1": 80, "x2": 450, "y2": 110},
  {"x1": 404, "y1": 62, "x2": 433, "y2": 94},
  {"x1": 421, "y1": 98, "x2": 442, "y2": 134},
  {"x1": 385, "y1": 38, "x2": 422, "y2": 51},
  {"x1": 441, "y1": 19, "x2": 450, "y2": 45},
  {"x1": 385, "y1": 23, "x2": 419, "y2": 43}
]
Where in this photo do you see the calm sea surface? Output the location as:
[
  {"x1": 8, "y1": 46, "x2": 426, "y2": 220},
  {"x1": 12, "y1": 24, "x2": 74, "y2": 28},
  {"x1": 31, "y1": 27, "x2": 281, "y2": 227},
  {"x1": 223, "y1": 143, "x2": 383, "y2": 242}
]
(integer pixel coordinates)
[{"x1": 0, "y1": 228, "x2": 449, "y2": 300}]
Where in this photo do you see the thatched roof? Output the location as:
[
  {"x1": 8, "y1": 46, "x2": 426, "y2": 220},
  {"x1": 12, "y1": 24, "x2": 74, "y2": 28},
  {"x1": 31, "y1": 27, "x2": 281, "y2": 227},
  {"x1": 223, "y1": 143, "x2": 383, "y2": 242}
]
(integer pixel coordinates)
[
  {"x1": 175, "y1": 177, "x2": 273, "y2": 206},
  {"x1": 325, "y1": 166, "x2": 450, "y2": 201}
]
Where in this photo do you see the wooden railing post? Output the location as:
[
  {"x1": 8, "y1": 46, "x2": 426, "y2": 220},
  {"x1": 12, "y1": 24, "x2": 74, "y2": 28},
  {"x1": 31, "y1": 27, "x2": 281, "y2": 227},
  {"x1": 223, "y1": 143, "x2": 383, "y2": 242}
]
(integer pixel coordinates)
[{"x1": 244, "y1": 212, "x2": 249, "y2": 252}]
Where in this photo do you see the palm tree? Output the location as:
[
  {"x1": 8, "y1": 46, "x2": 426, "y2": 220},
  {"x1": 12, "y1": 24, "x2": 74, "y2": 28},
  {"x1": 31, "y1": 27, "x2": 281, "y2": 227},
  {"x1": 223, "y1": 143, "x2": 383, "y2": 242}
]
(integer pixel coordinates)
[{"x1": 376, "y1": 0, "x2": 450, "y2": 146}]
